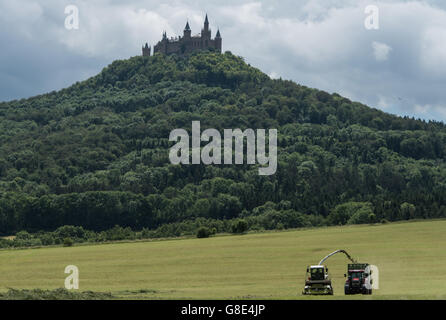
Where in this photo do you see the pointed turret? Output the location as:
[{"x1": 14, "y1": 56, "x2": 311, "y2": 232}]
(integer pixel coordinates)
[
  {"x1": 204, "y1": 14, "x2": 209, "y2": 31},
  {"x1": 202, "y1": 14, "x2": 211, "y2": 40},
  {"x1": 184, "y1": 21, "x2": 191, "y2": 39},
  {"x1": 215, "y1": 28, "x2": 222, "y2": 53}
]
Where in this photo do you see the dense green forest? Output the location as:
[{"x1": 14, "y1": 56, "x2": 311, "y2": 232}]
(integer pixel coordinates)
[{"x1": 1, "y1": 51, "x2": 446, "y2": 237}]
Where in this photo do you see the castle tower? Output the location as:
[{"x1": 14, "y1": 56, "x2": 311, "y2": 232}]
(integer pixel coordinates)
[
  {"x1": 184, "y1": 21, "x2": 191, "y2": 39},
  {"x1": 161, "y1": 31, "x2": 168, "y2": 54},
  {"x1": 142, "y1": 43, "x2": 151, "y2": 56},
  {"x1": 201, "y1": 14, "x2": 211, "y2": 40},
  {"x1": 215, "y1": 29, "x2": 222, "y2": 53}
]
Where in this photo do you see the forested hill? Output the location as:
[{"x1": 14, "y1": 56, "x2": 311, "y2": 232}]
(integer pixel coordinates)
[{"x1": 1, "y1": 51, "x2": 446, "y2": 235}]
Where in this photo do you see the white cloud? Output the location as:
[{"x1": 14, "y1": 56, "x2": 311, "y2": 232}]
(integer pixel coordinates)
[
  {"x1": 0, "y1": 0, "x2": 44, "y2": 39},
  {"x1": 55, "y1": 5, "x2": 173, "y2": 59},
  {"x1": 372, "y1": 41, "x2": 392, "y2": 61},
  {"x1": 420, "y1": 27, "x2": 446, "y2": 76},
  {"x1": 377, "y1": 95, "x2": 390, "y2": 109},
  {"x1": 269, "y1": 71, "x2": 280, "y2": 79},
  {"x1": 414, "y1": 104, "x2": 429, "y2": 114}
]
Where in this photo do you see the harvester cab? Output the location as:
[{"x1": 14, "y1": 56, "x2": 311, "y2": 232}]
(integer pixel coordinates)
[{"x1": 302, "y1": 265, "x2": 333, "y2": 295}]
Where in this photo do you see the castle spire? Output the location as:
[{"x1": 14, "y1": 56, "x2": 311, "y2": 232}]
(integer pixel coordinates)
[
  {"x1": 184, "y1": 21, "x2": 190, "y2": 31},
  {"x1": 204, "y1": 13, "x2": 209, "y2": 31},
  {"x1": 215, "y1": 28, "x2": 222, "y2": 53}
]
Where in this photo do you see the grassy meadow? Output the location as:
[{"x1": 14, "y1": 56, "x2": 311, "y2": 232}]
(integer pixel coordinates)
[{"x1": 0, "y1": 220, "x2": 445, "y2": 299}]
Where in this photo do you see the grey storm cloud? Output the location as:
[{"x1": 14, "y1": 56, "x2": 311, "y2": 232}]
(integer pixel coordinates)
[{"x1": 1, "y1": 0, "x2": 446, "y2": 121}]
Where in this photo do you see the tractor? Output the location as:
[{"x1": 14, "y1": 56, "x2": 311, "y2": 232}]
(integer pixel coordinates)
[{"x1": 344, "y1": 263, "x2": 373, "y2": 295}]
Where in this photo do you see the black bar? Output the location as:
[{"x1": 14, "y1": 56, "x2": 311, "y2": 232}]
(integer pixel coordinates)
[{"x1": 1, "y1": 300, "x2": 444, "y2": 318}]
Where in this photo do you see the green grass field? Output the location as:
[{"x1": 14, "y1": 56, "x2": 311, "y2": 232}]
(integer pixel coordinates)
[{"x1": 1, "y1": 220, "x2": 445, "y2": 299}]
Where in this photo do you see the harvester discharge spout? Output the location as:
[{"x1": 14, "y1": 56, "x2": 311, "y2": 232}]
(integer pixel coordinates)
[{"x1": 318, "y1": 250, "x2": 356, "y2": 266}]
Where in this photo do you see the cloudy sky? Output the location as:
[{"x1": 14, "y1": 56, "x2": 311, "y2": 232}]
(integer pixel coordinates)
[{"x1": 1, "y1": 0, "x2": 446, "y2": 122}]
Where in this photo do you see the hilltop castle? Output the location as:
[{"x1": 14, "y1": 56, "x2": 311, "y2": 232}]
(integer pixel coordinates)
[{"x1": 142, "y1": 14, "x2": 222, "y2": 56}]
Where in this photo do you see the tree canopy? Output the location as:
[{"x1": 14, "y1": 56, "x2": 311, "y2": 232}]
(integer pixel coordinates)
[{"x1": 1, "y1": 51, "x2": 445, "y2": 235}]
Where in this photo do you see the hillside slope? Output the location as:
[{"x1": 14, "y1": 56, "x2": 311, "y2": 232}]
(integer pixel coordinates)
[{"x1": 0, "y1": 51, "x2": 446, "y2": 234}]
